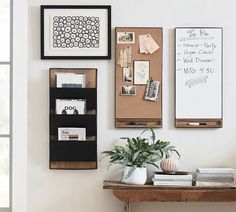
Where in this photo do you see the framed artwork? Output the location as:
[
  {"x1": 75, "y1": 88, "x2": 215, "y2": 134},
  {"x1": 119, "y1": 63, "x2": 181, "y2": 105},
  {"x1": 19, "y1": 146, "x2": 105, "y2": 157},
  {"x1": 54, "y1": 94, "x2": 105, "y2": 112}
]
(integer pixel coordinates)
[
  {"x1": 41, "y1": 5, "x2": 111, "y2": 59},
  {"x1": 134, "y1": 60, "x2": 150, "y2": 85}
]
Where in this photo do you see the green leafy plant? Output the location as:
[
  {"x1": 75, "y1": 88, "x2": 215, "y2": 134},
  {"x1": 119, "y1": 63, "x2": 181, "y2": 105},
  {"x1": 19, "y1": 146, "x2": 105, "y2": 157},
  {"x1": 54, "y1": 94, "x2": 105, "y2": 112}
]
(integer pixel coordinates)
[{"x1": 101, "y1": 128, "x2": 180, "y2": 178}]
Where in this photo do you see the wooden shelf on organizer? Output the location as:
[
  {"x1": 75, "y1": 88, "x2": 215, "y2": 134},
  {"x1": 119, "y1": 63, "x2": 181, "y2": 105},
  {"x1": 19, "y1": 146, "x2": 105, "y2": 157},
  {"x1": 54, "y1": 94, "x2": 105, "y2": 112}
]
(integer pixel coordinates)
[
  {"x1": 50, "y1": 68, "x2": 97, "y2": 88},
  {"x1": 50, "y1": 109, "x2": 96, "y2": 115},
  {"x1": 50, "y1": 161, "x2": 97, "y2": 170},
  {"x1": 103, "y1": 180, "x2": 236, "y2": 202},
  {"x1": 50, "y1": 135, "x2": 96, "y2": 141}
]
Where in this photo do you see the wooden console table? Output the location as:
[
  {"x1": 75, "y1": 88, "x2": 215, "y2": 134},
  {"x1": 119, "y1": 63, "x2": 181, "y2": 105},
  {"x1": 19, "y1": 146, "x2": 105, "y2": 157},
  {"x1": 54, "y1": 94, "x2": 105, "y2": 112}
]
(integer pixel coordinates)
[{"x1": 103, "y1": 180, "x2": 236, "y2": 212}]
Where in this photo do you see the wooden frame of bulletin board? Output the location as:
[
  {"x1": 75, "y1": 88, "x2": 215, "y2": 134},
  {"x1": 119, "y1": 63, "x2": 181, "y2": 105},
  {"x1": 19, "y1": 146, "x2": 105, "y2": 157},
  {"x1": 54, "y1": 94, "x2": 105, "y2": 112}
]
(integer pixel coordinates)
[{"x1": 115, "y1": 27, "x2": 163, "y2": 128}]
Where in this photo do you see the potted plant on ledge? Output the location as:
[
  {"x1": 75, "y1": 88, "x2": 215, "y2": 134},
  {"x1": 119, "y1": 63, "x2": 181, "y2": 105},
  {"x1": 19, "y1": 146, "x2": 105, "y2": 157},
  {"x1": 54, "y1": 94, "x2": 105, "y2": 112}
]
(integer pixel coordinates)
[{"x1": 101, "y1": 128, "x2": 180, "y2": 185}]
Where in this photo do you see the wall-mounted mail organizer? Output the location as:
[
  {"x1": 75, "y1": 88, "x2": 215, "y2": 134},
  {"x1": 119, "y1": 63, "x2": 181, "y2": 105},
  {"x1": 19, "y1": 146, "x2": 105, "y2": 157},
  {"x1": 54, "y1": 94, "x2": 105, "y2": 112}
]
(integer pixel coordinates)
[
  {"x1": 175, "y1": 27, "x2": 223, "y2": 128},
  {"x1": 49, "y1": 68, "x2": 97, "y2": 169},
  {"x1": 115, "y1": 27, "x2": 163, "y2": 128}
]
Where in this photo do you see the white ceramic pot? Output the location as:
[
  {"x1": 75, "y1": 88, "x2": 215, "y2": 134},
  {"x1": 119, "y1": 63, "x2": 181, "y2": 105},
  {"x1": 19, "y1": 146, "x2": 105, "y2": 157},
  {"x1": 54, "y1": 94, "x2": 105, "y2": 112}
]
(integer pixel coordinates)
[
  {"x1": 122, "y1": 166, "x2": 147, "y2": 185},
  {"x1": 160, "y1": 157, "x2": 180, "y2": 173}
]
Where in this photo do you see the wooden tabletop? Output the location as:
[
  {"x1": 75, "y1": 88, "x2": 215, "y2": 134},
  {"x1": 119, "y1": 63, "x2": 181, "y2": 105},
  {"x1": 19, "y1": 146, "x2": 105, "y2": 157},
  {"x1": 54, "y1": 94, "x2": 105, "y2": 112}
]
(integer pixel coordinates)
[{"x1": 103, "y1": 180, "x2": 236, "y2": 202}]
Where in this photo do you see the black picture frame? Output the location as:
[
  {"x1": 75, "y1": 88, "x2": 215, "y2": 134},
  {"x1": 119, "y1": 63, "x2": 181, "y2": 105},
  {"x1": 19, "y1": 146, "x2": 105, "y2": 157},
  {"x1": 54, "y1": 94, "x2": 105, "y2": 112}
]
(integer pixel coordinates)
[{"x1": 41, "y1": 5, "x2": 111, "y2": 60}]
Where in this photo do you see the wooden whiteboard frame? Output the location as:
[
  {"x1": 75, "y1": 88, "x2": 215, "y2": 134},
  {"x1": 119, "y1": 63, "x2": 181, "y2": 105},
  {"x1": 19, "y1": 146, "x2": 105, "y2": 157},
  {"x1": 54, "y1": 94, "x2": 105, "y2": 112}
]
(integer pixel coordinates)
[
  {"x1": 115, "y1": 27, "x2": 163, "y2": 128},
  {"x1": 175, "y1": 27, "x2": 223, "y2": 128}
]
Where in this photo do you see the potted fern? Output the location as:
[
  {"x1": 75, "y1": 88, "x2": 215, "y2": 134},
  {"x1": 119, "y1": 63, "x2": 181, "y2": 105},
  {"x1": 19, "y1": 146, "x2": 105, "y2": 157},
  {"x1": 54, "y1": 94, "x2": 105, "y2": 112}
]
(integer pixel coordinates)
[{"x1": 101, "y1": 128, "x2": 180, "y2": 185}]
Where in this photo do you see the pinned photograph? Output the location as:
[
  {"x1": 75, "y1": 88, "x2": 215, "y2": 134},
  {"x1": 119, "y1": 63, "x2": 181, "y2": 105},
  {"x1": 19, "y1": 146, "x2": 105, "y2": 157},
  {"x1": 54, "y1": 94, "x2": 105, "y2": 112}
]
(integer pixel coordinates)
[
  {"x1": 134, "y1": 60, "x2": 150, "y2": 85},
  {"x1": 144, "y1": 80, "x2": 160, "y2": 101},
  {"x1": 123, "y1": 67, "x2": 133, "y2": 83},
  {"x1": 117, "y1": 32, "x2": 135, "y2": 44},
  {"x1": 121, "y1": 86, "x2": 136, "y2": 96}
]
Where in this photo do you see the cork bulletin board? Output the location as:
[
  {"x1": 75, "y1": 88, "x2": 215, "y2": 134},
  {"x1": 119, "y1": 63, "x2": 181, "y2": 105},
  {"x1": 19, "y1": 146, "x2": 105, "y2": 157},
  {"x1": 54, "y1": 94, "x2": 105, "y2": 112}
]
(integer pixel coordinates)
[{"x1": 115, "y1": 27, "x2": 163, "y2": 128}]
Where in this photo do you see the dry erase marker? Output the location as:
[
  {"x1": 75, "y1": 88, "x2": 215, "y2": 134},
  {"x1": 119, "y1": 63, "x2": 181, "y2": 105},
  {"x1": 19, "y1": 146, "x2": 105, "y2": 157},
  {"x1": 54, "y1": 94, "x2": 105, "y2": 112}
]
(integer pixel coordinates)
[
  {"x1": 188, "y1": 122, "x2": 207, "y2": 126},
  {"x1": 188, "y1": 122, "x2": 200, "y2": 126}
]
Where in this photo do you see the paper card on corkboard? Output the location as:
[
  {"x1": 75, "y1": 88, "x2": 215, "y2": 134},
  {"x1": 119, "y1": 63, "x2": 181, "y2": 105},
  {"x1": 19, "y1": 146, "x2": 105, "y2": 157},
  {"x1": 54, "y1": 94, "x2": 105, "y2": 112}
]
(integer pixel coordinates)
[
  {"x1": 139, "y1": 34, "x2": 159, "y2": 54},
  {"x1": 117, "y1": 47, "x2": 132, "y2": 68}
]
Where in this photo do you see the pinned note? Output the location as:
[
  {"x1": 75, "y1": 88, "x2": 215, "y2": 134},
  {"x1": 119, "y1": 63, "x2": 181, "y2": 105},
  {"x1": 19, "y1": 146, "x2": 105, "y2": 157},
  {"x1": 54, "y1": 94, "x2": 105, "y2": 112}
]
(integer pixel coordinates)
[
  {"x1": 126, "y1": 47, "x2": 132, "y2": 64},
  {"x1": 117, "y1": 47, "x2": 132, "y2": 68},
  {"x1": 139, "y1": 35, "x2": 149, "y2": 54},
  {"x1": 139, "y1": 34, "x2": 159, "y2": 54}
]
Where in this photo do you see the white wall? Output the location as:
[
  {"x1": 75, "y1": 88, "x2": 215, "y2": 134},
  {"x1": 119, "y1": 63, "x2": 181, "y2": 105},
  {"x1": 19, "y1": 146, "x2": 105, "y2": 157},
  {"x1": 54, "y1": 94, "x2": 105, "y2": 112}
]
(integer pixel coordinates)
[
  {"x1": 28, "y1": 0, "x2": 236, "y2": 212},
  {"x1": 13, "y1": 0, "x2": 28, "y2": 211}
]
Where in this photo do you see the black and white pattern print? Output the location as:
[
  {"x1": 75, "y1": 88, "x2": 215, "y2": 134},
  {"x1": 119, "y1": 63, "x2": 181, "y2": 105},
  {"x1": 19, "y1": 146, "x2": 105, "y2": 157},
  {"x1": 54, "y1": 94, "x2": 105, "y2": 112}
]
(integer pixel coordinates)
[{"x1": 52, "y1": 16, "x2": 100, "y2": 49}]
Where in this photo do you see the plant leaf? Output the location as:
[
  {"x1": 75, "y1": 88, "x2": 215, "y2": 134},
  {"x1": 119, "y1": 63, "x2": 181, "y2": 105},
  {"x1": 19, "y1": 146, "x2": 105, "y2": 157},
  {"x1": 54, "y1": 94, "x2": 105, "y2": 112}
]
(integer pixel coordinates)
[
  {"x1": 101, "y1": 128, "x2": 180, "y2": 170},
  {"x1": 123, "y1": 166, "x2": 137, "y2": 180}
]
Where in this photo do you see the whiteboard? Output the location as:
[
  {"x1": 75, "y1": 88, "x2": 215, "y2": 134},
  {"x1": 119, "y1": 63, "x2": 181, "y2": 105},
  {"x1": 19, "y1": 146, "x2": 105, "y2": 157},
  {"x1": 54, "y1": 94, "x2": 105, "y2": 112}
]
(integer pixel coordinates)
[{"x1": 175, "y1": 27, "x2": 223, "y2": 119}]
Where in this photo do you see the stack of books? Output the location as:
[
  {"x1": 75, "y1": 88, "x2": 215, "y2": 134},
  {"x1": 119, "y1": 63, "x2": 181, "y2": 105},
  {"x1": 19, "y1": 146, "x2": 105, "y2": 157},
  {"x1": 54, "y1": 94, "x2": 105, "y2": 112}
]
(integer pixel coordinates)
[
  {"x1": 153, "y1": 172, "x2": 193, "y2": 186},
  {"x1": 194, "y1": 168, "x2": 235, "y2": 186}
]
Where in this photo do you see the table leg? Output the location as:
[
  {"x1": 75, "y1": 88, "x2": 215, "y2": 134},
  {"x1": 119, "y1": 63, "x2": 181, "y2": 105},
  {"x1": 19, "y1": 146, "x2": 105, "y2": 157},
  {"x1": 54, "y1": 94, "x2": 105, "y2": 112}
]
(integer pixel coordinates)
[{"x1": 124, "y1": 202, "x2": 130, "y2": 212}]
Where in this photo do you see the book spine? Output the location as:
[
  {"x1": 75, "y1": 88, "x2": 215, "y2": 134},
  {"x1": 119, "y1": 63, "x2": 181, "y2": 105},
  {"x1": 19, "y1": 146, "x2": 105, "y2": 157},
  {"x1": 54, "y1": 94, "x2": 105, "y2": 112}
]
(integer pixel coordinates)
[
  {"x1": 195, "y1": 182, "x2": 235, "y2": 187},
  {"x1": 196, "y1": 173, "x2": 234, "y2": 178},
  {"x1": 196, "y1": 168, "x2": 235, "y2": 174},
  {"x1": 153, "y1": 179, "x2": 192, "y2": 183},
  {"x1": 153, "y1": 178, "x2": 193, "y2": 181},
  {"x1": 153, "y1": 175, "x2": 192, "y2": 180},
  {"x1": 196, "y1": 177, "x2": 234, "y2": 183},
  {"x1": 153, "y1": 181, "x2": 192, "y2": 186}
]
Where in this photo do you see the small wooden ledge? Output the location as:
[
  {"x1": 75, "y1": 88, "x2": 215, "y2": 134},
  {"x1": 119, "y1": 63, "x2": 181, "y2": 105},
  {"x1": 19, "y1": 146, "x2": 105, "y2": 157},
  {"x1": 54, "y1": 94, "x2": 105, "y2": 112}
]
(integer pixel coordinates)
[
  {"x1": 115, "y1": 118, "x2": 162, "y2": 128},
  {"x1": 175, "y1": 119, "x2": 223, "y2": 128}
]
